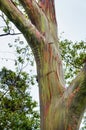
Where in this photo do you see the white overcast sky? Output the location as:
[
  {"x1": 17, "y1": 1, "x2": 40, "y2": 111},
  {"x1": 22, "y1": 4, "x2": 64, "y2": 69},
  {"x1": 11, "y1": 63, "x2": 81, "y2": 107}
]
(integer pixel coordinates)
[
  {"x1": 0, "y1": 0, "x2": 86, "y2": 106},
  {"x1": 0, "y1": 1, "x2": 85, "y2": 127},
  {"x1": 55, "y1": 0, "x2": 86, "y2": 41}
]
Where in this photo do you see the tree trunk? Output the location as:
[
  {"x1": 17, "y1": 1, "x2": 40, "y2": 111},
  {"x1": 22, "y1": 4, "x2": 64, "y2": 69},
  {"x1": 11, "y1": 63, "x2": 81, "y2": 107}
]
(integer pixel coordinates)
[{"x1": 0, "y1": 0, "x2": 86, "y2": 130}]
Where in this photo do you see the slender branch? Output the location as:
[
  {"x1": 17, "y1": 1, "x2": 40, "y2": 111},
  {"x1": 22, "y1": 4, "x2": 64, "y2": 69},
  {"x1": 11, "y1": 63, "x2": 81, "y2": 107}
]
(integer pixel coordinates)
[
  {"x1": 0, "y1": 89, "x2": 9, "y2": 101},
  {"x1": 0, "y1": 13, "x2": 10, "y2": 30},
  {"x1": 0, "y1": 0, "x2": 45, "y2": 45},
  {"x1": 0, "y1": 32, "x2": 21, "y2": 37}
]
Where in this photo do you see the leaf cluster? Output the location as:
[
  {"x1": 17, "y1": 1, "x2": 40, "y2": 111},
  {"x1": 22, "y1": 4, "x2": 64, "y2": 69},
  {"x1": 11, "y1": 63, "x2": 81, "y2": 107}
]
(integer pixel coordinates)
[
  {"x1": 0, "y1": 38, "x2": 39, "y2": 130},
  {"x1": 60, "y1": 39, "x2": 86, "y2": 85}
]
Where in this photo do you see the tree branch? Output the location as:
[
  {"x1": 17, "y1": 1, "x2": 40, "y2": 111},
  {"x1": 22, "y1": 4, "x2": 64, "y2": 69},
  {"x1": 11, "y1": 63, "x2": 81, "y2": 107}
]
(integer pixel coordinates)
[
  {"x1": 18, "y1": 0, "x2": 45, "y2": 31},
  {"x1": 0, "y1": 32, "x2": 21, "y2": 37},
  {"x1": 39, "y1": 0, "x2": 56, "y2": 23},
  {"x1": 18, "y1": 0, "x2": 57, "y2": 42},
  {"x1": 63, "y1": 65, "x2": 86, "y2": 129},
  {"x1": 0, "y1": 0, "x2": 45, "y2": 44},
  {"x1": 47, "y1": 66, "x2": 86, "y2": 129}
]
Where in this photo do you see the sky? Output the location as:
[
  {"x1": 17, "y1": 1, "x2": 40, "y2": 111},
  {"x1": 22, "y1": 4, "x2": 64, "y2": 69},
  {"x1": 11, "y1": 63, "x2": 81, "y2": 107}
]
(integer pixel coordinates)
[
  {"x1": 0, "y1": 1, "x2": 86, "y2": 127},
  {"x1": 55, "y1": 0, "x2": 86, "y2": 41},
  {"x1": 0, "y1": 0, "x2": 86, "y2": 108},
  {"x1": 0, "y1": 0, "x2": 86, "y2": 99}
]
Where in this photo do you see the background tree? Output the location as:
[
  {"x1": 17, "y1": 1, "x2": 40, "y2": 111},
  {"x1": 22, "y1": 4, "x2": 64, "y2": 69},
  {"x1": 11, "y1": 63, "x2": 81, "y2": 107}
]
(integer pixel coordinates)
[
  {"x1": 59, "y1": 39, "x2": 86, "y2": 130},
  {"x1": 0, "y1": 36, "x2": 86, "y2": 129},
  {"x1": 0, "y1": 0, "x2": 86, "y2": 130},
  {"x1": 59, "y1": 38, "x2": 86, "y2": 85},
  {"x1": 0, "y1": 41, "x2": 40, "y2": 130}
]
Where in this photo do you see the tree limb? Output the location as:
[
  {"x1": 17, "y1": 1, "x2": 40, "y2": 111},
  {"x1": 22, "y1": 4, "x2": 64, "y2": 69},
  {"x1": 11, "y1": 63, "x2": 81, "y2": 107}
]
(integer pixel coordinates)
[
  {"x1": 46, "y1": 66, "x2": 86, "y2": 130},
  {"x1": 63, "y1": 65, "x2": 86, "y2": 129},
  {"x1": 39, "y1": 0, "x2": 56, "y2": 23},
  {"x1": 0, "y1": 0, "x2": 45, "y2": 44},
  {"x1": 18, "y1": 0, "x2": 46, "y2": 31}
]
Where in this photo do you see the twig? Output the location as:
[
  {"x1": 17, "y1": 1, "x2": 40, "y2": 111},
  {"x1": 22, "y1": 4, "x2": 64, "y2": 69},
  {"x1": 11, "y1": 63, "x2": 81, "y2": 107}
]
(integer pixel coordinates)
[{"x1": 0, "y1": 32, "x2": 22, "y2": 37}]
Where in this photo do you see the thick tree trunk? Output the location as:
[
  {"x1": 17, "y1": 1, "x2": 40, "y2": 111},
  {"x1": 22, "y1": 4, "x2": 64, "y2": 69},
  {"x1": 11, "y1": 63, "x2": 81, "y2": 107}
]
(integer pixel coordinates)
[{"x1": 0, "y1": 0, "x2": 86, "y2": 130}]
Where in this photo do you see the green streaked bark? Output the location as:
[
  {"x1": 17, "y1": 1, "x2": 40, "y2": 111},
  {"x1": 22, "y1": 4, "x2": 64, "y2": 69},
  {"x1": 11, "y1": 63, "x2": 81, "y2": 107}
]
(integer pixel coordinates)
[{"x1": 0, "y1": 0, "x2": 86, "y2": 130}]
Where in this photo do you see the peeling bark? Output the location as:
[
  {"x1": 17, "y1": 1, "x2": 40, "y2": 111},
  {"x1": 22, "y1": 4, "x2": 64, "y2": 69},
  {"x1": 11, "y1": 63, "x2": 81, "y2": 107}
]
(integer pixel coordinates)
[{"x1": 0, "y1": 0, "x2": 86, "y2": 130}]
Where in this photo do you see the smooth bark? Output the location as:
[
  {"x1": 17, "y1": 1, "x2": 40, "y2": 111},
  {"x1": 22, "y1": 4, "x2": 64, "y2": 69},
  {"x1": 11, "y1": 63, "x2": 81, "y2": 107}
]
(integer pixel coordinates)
[{"x1": 0, "y1": 0, "x2": 86, "y2": 130}]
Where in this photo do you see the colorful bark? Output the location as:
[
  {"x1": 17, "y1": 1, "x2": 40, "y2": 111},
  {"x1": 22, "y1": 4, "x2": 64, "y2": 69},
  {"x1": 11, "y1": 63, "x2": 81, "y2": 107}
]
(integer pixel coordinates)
[
  {"x1": 0, "y1": 0, "x2": 86, "y2": 130},
  {"x1": 39, "y1": 0, "x2": 56, "y2": 23}
]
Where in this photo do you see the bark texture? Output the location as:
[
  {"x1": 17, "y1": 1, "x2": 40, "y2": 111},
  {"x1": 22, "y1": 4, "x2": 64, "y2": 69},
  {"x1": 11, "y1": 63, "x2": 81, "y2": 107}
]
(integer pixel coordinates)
[{"x1": 0, "y1": 0, "x2": 86, "y2": 130}]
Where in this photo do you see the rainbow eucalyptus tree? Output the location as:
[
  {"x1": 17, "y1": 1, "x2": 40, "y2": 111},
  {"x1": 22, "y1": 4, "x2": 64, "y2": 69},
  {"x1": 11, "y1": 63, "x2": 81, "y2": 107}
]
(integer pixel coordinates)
[{"x1": 0, "y1": 0, "x2": 86, "y2": 130}]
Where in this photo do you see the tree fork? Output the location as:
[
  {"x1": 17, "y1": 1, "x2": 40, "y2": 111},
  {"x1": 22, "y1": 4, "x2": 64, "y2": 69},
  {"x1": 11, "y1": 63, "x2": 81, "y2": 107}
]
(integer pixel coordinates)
[{"x1": 0, "y1": 0, "x2": 86, "y2": 130}]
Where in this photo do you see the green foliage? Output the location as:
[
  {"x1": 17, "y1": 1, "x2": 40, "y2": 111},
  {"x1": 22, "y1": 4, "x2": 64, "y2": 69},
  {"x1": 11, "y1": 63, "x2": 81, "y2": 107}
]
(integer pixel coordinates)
[
  {"x1": 59, "y1": 39, "x2": 86, "y2": 85},
  {"x1": 0, "y1": 39, "x2": 40, "y2": 130},
  {"x1": 0, "y1": 34, "x2": 85, "y2": 129},
  {"x1": 8, "y1": 37, "x2": 34, "y2": 73},
  {"x1": 0, "y1": 11, "x2": 86, "y2": 128},
  {"x1": 59, "y1": 38, "x2": 86, "y2": 130},
  {"x1": 0, "y1": 12, "x2": 11, "y2": 33}
]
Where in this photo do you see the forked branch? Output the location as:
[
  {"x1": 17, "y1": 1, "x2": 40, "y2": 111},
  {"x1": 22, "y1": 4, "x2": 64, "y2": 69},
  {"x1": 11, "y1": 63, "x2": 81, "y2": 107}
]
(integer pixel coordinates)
[
  {"x1": 63, "y1": 65, "x2": 86, "y2": 129},
  {"x1": 0, "y1": 0, "x2": 45, "y2": 45}
]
